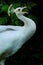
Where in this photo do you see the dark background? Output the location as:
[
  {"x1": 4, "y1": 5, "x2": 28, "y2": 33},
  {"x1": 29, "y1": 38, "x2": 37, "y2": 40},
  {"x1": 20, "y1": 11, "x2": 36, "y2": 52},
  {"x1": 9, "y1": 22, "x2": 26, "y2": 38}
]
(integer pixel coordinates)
[{"x1": 0, "y1": 0, "x2": 43, "y2": 65}]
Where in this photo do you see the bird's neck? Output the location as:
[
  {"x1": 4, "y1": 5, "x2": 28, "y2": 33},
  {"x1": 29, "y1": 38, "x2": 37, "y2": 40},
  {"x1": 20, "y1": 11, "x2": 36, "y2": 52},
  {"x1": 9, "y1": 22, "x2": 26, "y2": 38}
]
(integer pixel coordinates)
[
  {"x1": 16, "y1": 14, "x2": 29, "y2": 26},
  {"x1": 16, "y1": 14, "x2": 36, "y2": 28},
  {"x1": 16, "y1": 14, "x2": 36, "y2": 43}
]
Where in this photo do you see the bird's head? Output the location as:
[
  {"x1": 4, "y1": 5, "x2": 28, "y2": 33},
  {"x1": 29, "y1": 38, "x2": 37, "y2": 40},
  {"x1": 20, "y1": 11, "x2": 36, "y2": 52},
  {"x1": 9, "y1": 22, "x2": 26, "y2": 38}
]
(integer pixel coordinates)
[{"x1": 8, "y1": 4, "x2": 28, "y2": 16}]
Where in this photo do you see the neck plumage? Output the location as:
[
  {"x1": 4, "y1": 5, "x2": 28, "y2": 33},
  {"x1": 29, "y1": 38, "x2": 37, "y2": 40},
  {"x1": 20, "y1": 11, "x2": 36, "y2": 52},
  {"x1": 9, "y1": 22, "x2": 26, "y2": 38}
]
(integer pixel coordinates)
[
  {"x1": 16, "y1": 14, "x2": 36, "y2": 29},
  {"x1": 16, "y1": 14, "x2": 36, "y2": 39},
  {"x1": 16, "y1": 14, "x2": 36, "y2": 42}
]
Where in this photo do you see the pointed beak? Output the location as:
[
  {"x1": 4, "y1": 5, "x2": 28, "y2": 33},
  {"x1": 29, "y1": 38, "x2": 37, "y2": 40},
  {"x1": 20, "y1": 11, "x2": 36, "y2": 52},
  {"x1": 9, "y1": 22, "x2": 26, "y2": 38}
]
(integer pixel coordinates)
[
  {"x1": 21, "y1": 6, "x2": 27, "y2": 12},
  {"x1": 22, "y1": 7, "x2": 27, "y2": 10},
  {"x1": 21, "y1": 7, "x2": 28, "y2": 14}
]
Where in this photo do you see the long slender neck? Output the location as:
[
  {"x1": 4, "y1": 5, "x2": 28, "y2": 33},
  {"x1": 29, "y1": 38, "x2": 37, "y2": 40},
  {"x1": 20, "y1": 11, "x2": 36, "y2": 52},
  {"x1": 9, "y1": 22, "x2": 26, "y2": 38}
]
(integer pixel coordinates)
[
  {"x1": 16, "y1": 14, "x2": 36, "y2": 28},
  {"x1": 16, "y1": 14, "x2": 29, "y2": 26},
  {"x1": 16, "y1": 14, "x2": 36, "y2": 42}
]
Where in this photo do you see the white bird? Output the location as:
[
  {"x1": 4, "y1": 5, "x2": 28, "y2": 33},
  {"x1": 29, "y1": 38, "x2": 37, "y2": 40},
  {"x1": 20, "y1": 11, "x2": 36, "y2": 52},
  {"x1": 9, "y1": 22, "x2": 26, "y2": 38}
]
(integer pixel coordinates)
[{"x1": 0, "y1": 4, "x2": 36, "y2": 65}]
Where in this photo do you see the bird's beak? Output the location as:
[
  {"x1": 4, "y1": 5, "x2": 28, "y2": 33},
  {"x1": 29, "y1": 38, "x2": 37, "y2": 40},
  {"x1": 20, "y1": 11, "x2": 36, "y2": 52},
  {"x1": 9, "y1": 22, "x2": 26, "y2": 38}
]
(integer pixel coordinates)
[
  {"x1": 21, "y1": 7, "x2": 28, "y2": 14},
  {"x1": 22, "y1": 7, "x2": 27, "y2": 10}
]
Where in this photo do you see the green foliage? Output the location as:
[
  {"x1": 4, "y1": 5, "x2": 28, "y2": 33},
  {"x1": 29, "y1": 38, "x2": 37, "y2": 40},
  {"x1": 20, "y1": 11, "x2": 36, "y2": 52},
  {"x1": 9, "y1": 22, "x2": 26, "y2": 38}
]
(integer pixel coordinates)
[
  {"x1": 12, "y1": 3, "x2": 21, "y2": 8},
  {"x1": 0, "y1": 17, "x2": 8, "y2": 24},
  {"x1": 0, "y1": 2, "x2": 37, "y2": 25},
  {"x1": 1, "y1": 4, "x2": 8, "y2": 12},
  {"x1": 0, "y1": 3, "x2": 8, "y2": 13},
  {"x1": 10, "y1": 13, "x2": 24, "y2": 26},
  {"x1": 27, "y1": 2, "x2": 37, "y2": 10}
]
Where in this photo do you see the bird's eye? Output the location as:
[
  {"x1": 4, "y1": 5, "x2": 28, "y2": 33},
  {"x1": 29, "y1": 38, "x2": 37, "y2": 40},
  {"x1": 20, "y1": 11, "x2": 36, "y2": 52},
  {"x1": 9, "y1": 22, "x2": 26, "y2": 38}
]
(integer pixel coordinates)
[{"x1": 18, "y1": 9, "x2": 20, "y2": 11}]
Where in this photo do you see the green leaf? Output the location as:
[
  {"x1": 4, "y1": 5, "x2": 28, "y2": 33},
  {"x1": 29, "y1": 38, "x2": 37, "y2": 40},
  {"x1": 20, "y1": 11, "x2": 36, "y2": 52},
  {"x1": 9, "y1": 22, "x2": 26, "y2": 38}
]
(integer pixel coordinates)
[
  {"x1": 1, "y1": 4, "x2": 8, "y2": 12},
  {"x1": 0, "y1": 17, "x2": 7, "y2": 25}
]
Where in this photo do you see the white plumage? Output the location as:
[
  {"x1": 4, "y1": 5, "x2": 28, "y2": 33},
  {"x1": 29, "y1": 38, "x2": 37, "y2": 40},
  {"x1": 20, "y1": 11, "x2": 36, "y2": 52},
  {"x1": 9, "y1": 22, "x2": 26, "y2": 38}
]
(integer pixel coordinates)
[{"x1": 0, "y1": 4, "x2": 36, "y2": 65}]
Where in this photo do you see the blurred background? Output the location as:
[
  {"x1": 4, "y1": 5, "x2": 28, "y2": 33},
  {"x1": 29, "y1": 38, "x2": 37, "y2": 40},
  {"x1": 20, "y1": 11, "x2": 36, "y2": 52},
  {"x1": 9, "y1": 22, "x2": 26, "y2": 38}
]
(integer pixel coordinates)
[{"x1": 0, "y1": 0, "x2": 43, "y2": 65}]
